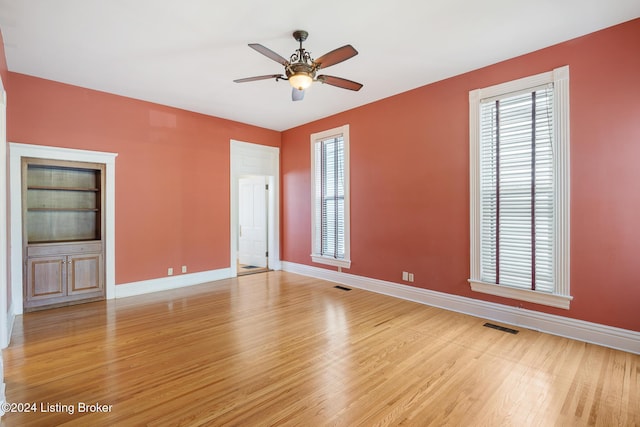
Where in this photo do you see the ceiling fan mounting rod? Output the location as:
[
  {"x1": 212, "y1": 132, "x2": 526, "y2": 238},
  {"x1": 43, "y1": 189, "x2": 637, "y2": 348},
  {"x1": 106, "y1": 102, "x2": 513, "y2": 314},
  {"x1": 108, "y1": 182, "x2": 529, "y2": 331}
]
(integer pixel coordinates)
[{"x1": 289, "y1": 30, "x2": 314, "y2": 67}]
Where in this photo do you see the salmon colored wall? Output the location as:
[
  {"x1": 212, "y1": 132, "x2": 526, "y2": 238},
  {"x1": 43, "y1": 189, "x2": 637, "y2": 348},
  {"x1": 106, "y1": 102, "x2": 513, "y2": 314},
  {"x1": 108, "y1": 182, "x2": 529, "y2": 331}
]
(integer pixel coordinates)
[
  {"x1": 282, "y1": 18, "x2": 640, "y2": 332},
  {"x1": 7, "y1": 73, "x2": 280, "y2": 284}
]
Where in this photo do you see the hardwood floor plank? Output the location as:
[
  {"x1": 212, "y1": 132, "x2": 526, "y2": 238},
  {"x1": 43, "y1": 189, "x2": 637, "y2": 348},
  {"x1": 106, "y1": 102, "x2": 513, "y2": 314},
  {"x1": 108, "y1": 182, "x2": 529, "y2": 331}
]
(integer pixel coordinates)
[{"x1": 1, "y1": 271, "x2": 638, "y2": 426}]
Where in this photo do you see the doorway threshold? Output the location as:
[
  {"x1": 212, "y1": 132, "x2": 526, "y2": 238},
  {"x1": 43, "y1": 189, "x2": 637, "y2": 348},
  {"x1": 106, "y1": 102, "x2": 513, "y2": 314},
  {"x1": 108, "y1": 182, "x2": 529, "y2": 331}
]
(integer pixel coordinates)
[{"x1": 237, "y1": 264, "x2": 270, "y2": 276}]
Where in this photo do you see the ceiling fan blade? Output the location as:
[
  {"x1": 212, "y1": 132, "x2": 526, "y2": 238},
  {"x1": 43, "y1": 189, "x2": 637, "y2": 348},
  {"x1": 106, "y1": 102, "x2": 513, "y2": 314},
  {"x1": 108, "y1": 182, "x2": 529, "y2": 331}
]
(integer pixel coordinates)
[
  {"x1": 233, "y1": 74, "x2": 284, "y2": 83},
  {"x1": 248, "y1": 43, "x2": 289, "y2": 66},
  {"x1": 317, "y1": 75, "x2": 363, "y2": 91},
  {"x1": 314, "y1": 45, "x2": 358, "y2": 69},
  {"x1": 292, "y1": 88, "x2": 305, "y2": 101}
]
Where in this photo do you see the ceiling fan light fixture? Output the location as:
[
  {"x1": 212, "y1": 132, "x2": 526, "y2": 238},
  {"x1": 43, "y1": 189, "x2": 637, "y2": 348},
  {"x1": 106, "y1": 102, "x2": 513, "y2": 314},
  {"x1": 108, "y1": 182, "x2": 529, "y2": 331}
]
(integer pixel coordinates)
[{"x1": 289, "y1": 72, "x2": 313, "y2": 90}]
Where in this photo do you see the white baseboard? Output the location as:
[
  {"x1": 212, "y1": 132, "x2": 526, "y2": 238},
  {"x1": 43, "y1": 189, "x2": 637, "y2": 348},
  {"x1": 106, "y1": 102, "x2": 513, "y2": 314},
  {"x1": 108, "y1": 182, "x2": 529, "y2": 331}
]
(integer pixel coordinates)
[
  {"x1": 115, "y1": 268, "x2": 232, "y2": 299},
  {"x1": 281, "y1": 261, "x2": 640, "y2": 355}
]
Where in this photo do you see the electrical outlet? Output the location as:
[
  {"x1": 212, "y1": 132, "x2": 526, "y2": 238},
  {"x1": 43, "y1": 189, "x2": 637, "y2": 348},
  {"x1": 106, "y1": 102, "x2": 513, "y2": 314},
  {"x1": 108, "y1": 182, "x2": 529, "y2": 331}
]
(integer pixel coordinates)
[
  {"x1": 402, "y1": 271, "x2": 409, "y2": 281},
  {"x1": 168, "y1": 267, "x2": 173, "y2": 276},
  {"x1": 181, "y1": 265, "x2": 187, "y2": 273},
  {"x1": 408, "y1": 273, "x2": 414, "y2": 282}
]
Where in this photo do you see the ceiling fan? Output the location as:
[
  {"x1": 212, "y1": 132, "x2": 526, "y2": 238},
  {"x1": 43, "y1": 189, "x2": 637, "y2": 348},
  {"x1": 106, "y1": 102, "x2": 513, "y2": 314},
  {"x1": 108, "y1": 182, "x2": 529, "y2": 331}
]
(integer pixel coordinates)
[{"x1": 234, "y1": 30, "x2": 363, "y2": 101}]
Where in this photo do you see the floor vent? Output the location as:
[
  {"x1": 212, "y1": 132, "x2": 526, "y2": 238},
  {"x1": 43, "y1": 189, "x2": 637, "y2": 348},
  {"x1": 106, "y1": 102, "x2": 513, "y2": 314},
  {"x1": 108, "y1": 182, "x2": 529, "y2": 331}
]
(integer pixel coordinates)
[
  {"x1": 483, "y1": 323, "x2": 519, "y2": 334},
  {"x1": 334, "y1": 285, "x2": 352, "y2": 291}
]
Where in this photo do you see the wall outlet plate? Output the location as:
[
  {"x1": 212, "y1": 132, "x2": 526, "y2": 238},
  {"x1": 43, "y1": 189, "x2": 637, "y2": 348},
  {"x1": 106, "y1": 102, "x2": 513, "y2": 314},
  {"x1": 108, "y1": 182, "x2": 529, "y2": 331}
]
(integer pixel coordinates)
[{"x1": 168, "y1": 267, "x2": 173, "y2": 276}]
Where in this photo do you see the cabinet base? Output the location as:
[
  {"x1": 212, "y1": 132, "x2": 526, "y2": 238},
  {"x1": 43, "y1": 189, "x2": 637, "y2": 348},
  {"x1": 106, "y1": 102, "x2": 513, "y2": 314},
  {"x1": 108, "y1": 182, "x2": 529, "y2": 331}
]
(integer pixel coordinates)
[{"x1": 23, "y1": 295, "x2": 105, "y2": 313}]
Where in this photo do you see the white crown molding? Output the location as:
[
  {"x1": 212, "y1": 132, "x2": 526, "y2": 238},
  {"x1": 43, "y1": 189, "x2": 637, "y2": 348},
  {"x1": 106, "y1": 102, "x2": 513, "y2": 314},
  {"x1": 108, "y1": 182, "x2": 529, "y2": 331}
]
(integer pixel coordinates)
[
  {"x1": 115, "y1": 268, "x2": 232, "y2": 299},
  {"x1": 281, "y1": 261, "x2": 640, "y2": 355}
]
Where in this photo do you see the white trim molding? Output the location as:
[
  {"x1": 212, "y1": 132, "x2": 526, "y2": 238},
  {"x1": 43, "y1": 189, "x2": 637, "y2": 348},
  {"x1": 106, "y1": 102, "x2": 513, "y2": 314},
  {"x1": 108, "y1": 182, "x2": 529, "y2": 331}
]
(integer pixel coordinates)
[
  {"x1": 281, "y1": 261, "x2": 640, "y2": 355},
  {"x1": 468, "y1": 65, "x2": 571, "y2": 308},
  {"x1": 0, "y1": 77, "x2": 7, "y2": 351},
  {"x1": 4, "y1": 303, "x2": 14, "y2": 351},
  {"x1": 0, "y1": 75, "x2": 6, "y2": 415},
  {"x1": 469, "y1": 280, "x2": 572, "y2": 309},
  {"x1": 8, "y1": 143, "x2": 118, "y2": 315},
  {"x1": 310, "y1": 124, "x2": 352, "y2": 269},
  {"x1": 311, "y1": 255, "x2": 351, "y2": 269},
  {"x1": 115, "y1": 268, "x2": 232, "y2": 298}
]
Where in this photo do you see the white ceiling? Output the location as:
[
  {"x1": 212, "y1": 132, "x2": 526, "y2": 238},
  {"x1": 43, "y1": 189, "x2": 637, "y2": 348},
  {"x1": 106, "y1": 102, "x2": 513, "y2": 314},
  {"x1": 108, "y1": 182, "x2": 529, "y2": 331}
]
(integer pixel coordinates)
[{"x1": 0, "y1": 1, "x2": 638, "y2": 131}]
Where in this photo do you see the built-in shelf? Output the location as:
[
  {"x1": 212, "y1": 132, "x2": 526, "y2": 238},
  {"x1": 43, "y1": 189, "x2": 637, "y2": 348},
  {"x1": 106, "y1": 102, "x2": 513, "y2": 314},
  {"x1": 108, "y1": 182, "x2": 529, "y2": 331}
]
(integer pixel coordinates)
[
  {"x1": 28, "y1": 186, "x2": 100, "y2": 192},
  {"x1": 27, "y1": 208, "x2": 100, "y2": 212},
  {"x1": 28, "y1": 239, "x2": 101, "y2": 245},
  {"x1": 23, "y1": 157, "x2": 106, "y2": 311},
  {"x1": 24, "y1": 159, "x2": 103, "y2": 243}
]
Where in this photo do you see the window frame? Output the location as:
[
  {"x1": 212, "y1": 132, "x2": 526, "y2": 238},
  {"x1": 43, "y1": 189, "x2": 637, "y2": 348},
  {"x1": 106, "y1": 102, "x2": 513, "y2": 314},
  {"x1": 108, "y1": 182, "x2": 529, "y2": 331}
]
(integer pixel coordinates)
[
  {"x1": 468, "y1": 66, "x2": 572, "y2": 309},
  {"x1": 310, "y1": 125, "x2": 351, "y2": 269}
]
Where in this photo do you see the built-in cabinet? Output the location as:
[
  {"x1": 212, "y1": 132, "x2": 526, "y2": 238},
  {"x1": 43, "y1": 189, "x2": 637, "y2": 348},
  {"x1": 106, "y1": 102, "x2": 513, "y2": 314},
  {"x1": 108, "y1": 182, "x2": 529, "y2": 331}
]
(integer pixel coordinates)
[{"x1": 22, "y1": 158, "x2": 106, "y2": 311}]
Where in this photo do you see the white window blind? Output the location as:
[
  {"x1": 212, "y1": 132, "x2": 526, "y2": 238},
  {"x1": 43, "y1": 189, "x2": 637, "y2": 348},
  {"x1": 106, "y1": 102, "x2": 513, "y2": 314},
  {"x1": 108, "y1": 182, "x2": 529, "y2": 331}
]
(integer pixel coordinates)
[
  {"x1": 311, "y1": 125, "x2": 351, "y2": 268},
  {"x1": 480, "y1": 86, "x2": 554, "y2": 292},
  {"x1": 315, "y1": 135, "x2": 346, "y2": 259}
]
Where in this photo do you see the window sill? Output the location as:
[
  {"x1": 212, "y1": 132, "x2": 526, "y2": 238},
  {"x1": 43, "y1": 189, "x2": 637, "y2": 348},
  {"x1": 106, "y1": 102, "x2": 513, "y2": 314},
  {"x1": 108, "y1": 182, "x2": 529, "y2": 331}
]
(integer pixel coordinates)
[
  {"x1": 468, "y1": 280, "x2": 572, "y2": 310},
  {"x1": 311, "y1": 255, "x2": 351, "y2": 269}
]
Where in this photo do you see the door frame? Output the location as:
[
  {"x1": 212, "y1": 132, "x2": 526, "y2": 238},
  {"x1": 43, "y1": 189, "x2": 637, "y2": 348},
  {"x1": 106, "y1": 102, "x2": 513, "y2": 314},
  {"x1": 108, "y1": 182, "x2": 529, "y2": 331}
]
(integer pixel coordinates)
[
  {"x1": 0, "y1": 76, "x2": 7, "y2": 350},
  {"x1": 230, "y1": 140, "x2": 280, "y2": 277},
  {"x1": 8, "y1": 143, "x2": 117, "y2": 317}
]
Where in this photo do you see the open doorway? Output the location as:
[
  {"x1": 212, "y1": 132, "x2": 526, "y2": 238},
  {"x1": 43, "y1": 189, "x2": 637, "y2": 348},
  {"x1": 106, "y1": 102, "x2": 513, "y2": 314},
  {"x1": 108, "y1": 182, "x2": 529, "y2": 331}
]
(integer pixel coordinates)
[
  {"x1": 230, "y1": 141, "x2": 280, "y2": 277},
  {"x1": 237, "y1": 175, "x2": 269, "y2": 275}
]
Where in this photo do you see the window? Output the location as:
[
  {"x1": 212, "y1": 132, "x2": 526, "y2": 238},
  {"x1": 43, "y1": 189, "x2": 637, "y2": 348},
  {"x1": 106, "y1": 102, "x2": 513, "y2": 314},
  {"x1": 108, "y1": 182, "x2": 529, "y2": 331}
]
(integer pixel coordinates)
[
  {"x1": 469, "y1": 66, "x2": 571, "y2": 309},
  {"x1": 311, "y1": 125, "x2": 351, "y2": 268}
]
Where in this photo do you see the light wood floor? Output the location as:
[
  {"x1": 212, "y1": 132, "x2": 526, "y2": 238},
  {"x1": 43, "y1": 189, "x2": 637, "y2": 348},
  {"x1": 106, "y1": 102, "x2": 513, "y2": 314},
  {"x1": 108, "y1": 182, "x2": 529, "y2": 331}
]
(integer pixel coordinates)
[{"x1": 2, "y1": 271, "x2": 639, "y2": 426}]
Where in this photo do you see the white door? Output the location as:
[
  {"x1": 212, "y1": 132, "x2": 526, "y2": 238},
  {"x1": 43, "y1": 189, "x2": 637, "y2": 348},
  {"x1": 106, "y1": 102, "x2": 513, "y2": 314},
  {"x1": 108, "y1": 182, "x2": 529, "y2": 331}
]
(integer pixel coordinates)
[{"x1": 238, "y1": 176, "x2": 268, "y2": 267}]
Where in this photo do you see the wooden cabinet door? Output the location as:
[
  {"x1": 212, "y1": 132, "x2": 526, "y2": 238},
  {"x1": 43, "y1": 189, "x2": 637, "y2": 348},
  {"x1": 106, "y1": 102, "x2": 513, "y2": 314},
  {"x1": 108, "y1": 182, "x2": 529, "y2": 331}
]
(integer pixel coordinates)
[
  {"x1": 26, "y1": 256, "x2": 66, "y2": 303},
  {"x1": 67, "y1": 253, "x2": 103, "y2": 296},
  {"x1": 24, "y1": 242, "x2": 105, "y2": 311}
]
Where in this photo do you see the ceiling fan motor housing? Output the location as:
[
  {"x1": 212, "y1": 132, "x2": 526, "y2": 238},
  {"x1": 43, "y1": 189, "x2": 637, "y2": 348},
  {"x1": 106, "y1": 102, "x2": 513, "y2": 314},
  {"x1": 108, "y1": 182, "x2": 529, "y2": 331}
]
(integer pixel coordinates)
[{"x1": 286, "y1": 62, "x2": 315, "y2": 79}]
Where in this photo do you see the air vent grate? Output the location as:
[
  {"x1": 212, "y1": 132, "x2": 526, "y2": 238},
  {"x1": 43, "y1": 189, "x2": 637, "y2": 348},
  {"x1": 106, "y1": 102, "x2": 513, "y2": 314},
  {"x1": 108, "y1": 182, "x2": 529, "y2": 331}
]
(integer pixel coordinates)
[{"x1": 483, "y1": 323, "x2": 519, "y2": 334}]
